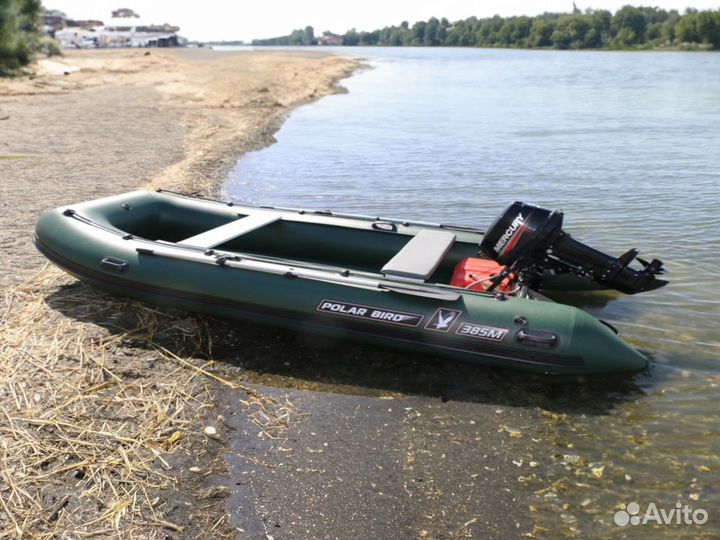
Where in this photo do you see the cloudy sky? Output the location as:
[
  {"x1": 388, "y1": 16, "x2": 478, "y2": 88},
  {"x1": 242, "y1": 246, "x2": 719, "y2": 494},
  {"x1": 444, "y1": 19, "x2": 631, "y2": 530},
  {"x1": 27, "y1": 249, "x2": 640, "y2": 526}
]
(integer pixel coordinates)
[{"x1": 47, "y1": 0, "x2": 720, "y2": 41}]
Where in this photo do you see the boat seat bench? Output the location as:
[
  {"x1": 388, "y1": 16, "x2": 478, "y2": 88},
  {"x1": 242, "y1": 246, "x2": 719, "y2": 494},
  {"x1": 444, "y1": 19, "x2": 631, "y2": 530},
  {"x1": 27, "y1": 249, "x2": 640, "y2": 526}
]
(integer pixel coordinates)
[
  {"x1": 382, "y1": 229, "x2": 456, "y2": 281},
  {"x1": 178, "y1": 213, "x2": 280, "y2": 248}
]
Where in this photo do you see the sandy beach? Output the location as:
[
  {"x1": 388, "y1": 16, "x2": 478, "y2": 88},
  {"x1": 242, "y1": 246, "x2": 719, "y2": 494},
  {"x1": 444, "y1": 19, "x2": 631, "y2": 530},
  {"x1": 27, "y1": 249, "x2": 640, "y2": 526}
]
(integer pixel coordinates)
[{"x1": 1, "y1": 48, "x2": 357, "y2": 286}]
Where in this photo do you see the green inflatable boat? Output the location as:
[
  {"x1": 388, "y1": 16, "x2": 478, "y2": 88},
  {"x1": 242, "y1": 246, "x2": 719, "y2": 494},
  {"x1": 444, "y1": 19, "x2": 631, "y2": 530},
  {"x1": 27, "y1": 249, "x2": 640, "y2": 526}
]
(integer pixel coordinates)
[{"x1": 34, "y1": 190, "x2": 667, "y2": 374}]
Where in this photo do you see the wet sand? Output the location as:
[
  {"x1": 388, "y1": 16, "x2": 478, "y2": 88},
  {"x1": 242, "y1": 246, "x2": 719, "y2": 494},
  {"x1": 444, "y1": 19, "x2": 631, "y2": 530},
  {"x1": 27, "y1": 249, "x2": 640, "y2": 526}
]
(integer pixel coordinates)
[{"x1": 210, "y1": 319, "x2": 640, "y2": 539}]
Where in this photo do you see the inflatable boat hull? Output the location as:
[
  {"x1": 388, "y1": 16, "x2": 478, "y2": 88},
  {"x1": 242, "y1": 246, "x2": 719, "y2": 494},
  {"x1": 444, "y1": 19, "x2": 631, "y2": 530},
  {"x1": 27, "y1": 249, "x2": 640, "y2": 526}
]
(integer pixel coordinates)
[{"x1": 34, "y1": 190, "x2": 649, "y2": 374}]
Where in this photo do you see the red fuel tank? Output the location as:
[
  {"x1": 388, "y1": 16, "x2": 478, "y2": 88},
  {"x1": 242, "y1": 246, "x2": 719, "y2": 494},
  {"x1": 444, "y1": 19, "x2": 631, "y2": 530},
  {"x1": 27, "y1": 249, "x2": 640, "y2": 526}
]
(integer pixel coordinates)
[{"x1": 450, "y1": 258, "x2": 515, "y2": 293}]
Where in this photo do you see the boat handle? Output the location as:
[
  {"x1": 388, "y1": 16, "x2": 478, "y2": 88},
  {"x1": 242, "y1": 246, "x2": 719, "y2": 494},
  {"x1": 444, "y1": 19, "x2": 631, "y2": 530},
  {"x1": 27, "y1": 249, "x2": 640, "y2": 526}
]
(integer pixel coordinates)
[
  {"x1": 516, "y1": 329, "x2": 558, "y2": 348},
  {"x1": 372, "y1": 221, "x2": 397, "y2": 232},
  {"x1": 100, "y1": 257, "x2": 129, "y2": 273}
]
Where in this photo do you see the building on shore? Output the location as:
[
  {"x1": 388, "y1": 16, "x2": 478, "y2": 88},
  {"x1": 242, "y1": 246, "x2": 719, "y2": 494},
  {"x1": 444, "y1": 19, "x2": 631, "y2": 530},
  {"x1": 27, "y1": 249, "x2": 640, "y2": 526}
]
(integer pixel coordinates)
[
  {"x1": 111, "y1": 8, "x2": 139, "y2": 18},
  {"x1": 46, "y1": 7, "x2": 184, "y2": 49},
  {"x1": 318, "y1": 32, "x2": 344, "y2": 46},
  {"x1": 43, "y1": 9, "x2": 68, "y2": 33}
]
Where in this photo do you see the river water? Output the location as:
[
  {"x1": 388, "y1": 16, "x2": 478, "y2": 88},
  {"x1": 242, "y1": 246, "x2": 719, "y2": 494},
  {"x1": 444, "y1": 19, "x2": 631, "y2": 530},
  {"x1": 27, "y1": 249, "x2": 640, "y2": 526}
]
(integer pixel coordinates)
[{"x1": 224, "y1": 47, "x2": 719, "y2": 538}]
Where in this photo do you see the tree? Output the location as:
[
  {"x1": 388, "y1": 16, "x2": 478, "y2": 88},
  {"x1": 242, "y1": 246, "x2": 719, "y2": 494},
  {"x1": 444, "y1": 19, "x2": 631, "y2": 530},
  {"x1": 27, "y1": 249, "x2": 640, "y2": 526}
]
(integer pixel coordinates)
[
  {"x1": 388, "y1": 28, "x2": 403, "y2": 46},
  {"x1": 303, "y1": 26, "x2": 315, "y2": 45},
  {"x1": 530, "y1": 19, "x2": 555, "y2": 47},
  {"x1": 612, "y1": 5, "x2": 647, "y2": 43},
  {"x1": 496, "y1": 18, "x2": 515, "y2": 46},
  {"x1": 677, "y1": 13, "x2": 699, "y2": 43},
  {"x1": 0, "y1": 0, "x2": 43, "y2": 71},
  {"x1": 661, "y1": 10, "x2": 680, "y2": 44},
  {"x1": 612, "y1": 27, "x2": 638, "y2": 48},
  {"x1": 411, "y1": 20, "x2": 426, "y2": 46},
  {"x1": 446, "y1": 19, "x2": 475, "y2": 46},
  {"x1": 696, "y1": 11, "x2": 720, "y2": 47},
  {"x1": 551, "y1": 28, "x2": 572, "y2": 49},
  {"x1": 646, "y1": 22, "x2": 662, "y2": 41},
  {"x1": 556, "y1": 15, "x2": 591, "y2": 48},
  {"x1": 475, "y1": 16, "x2": 502, "y2": 46},
  {"x1": 343, "y1": 28, "x2": 359, "y2": 46},
  {"x1": 425, "y1": 17, "x2": 440, "y2": 46},
  {"x1": 438, "y1": 17, "x2": 450, "y2": 44},
  {"x1": 511, "y1": 16, "x2": 532, "y2": 46},
  {"x1": 591, "y1": 9, "x2": 612, "y2": 36}
]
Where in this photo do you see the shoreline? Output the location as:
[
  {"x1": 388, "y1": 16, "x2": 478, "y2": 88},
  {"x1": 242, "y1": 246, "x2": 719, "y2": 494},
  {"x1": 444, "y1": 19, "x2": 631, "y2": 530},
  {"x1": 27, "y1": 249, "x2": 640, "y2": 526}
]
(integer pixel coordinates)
[
  {"x1": 251, "y1": 44, "x2": 718, "y2": 52},
  {"x1": 145, "y1": 49, "x2": 361, "y2": 198},
  {"x1": 0, "y1": 48, "x2": 360, "y2": 538}
]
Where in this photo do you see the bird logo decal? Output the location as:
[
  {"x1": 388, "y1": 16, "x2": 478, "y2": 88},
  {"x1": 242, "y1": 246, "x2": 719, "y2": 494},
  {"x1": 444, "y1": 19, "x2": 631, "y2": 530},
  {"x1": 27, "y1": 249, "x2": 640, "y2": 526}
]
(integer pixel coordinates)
[{"x1": 425, "y1": 308, "x2": 462, "y2": 332}]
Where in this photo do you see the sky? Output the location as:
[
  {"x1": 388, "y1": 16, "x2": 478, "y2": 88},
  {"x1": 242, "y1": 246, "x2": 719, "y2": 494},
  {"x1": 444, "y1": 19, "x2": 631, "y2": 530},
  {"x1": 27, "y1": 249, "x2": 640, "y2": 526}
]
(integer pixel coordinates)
[{"x1": 47, "y1": 0, "x2": 720, "y2": 42}]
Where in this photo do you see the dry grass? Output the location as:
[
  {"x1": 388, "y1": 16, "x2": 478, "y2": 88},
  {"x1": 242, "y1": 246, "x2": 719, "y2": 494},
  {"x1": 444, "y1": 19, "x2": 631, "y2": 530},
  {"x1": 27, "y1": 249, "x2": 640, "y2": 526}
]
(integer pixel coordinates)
[{"x1": 0, "y1": 266, "x2": 285, "y2": 539}]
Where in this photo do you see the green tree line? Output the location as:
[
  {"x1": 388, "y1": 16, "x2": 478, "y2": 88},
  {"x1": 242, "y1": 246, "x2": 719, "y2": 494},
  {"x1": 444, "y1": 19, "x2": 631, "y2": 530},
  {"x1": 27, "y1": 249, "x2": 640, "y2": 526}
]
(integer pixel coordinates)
[
  {"x1": 252, "y1": 6, "x2": 720, "y2": 50},
  {"x1": 252, "y1": 25, "x2": 316, "y2": 46}
]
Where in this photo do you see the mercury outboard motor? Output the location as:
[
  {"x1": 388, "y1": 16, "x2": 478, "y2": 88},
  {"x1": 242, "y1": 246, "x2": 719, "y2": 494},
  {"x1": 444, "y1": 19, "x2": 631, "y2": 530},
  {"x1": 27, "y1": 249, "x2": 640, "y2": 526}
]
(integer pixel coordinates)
[{"x1": 480, "y1": 202, "x2": 667, "y2": 295}]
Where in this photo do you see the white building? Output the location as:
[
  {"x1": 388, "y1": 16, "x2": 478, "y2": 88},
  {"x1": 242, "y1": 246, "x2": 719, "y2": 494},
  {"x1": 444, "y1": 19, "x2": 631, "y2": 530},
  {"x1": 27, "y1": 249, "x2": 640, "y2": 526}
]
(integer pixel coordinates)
[
  {"x1": 50, "y1": 8, "x2": 182, "y2": 48},
  {"x1": 54, "y1": 27, "x2": 98, "y2": 49},
  {"x1": 99, "y1": 12, "x2": 181, "y2": 48}
]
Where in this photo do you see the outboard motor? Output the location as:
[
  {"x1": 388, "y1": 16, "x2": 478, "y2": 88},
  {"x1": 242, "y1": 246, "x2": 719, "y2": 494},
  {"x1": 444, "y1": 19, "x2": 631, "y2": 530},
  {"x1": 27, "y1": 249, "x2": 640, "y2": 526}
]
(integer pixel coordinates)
[{"x1": 480, "y1": 202, "x2": 667, "y2": 295}]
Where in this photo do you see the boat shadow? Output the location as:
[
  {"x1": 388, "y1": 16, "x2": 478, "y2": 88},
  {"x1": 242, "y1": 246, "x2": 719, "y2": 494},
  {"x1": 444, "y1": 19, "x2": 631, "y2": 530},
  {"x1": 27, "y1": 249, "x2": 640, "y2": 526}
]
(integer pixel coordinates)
[{"x1": 45, "y1": 281, "x2": 646, "y2": 416}]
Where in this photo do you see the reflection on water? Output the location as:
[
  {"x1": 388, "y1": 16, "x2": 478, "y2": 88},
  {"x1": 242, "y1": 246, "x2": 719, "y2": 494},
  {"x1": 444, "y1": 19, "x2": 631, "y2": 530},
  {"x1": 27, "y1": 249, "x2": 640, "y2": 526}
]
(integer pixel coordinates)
[{"x1": 225, "y1": 47, "x2": 720, "y2": 537}]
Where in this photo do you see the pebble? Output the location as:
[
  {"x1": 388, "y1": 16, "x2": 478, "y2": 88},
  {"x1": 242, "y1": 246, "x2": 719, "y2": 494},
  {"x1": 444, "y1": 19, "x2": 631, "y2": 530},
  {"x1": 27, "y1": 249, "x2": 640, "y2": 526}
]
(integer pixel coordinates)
[{"x1": 203, "y1": 426, "x2": 218, "y2": 437}]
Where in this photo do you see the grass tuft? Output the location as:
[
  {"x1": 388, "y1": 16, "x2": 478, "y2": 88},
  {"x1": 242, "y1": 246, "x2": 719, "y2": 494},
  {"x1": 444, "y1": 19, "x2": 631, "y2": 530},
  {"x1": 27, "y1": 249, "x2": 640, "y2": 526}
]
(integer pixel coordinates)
[{"x1": 0, "y1": 265, "x2": 283, "y2": 538}]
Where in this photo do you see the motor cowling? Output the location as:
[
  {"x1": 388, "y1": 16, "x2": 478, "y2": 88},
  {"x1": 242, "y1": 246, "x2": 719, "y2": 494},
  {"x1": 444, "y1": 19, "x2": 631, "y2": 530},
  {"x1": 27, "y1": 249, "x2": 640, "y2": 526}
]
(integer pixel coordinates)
[{"x1": 480, "y1": 202, "x2": 667, "y2": 295}]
